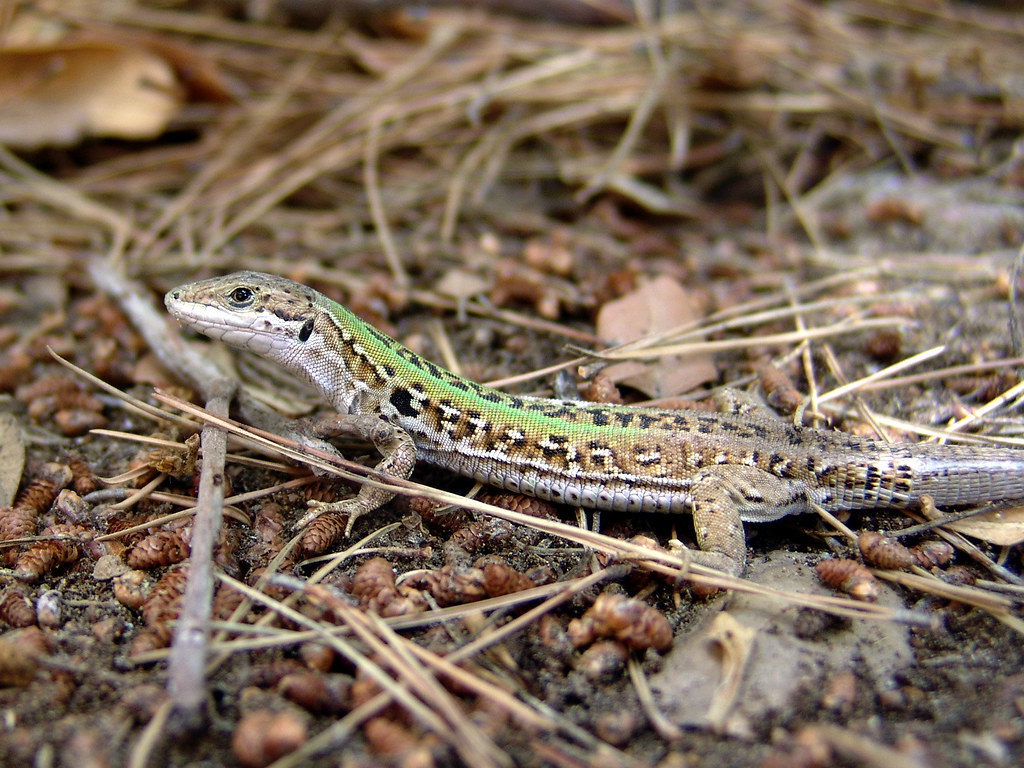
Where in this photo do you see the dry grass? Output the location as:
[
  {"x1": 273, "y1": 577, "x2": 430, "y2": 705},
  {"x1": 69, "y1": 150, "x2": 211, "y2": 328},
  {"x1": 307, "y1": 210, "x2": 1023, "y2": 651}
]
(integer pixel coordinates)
[{"x1": 2, "y1": 0, "x2": 1023, "y2": 281}]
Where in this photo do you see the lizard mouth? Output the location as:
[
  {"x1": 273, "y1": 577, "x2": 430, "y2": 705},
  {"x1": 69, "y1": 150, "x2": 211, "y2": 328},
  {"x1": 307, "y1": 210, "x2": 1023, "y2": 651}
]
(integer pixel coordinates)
[{"x1": 165, "y1": 291, "x2": 291, "y2": 355}]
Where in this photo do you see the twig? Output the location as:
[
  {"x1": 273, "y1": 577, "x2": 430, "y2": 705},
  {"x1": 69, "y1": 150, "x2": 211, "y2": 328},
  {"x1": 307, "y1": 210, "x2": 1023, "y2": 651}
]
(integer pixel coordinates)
[
  {"x1": 166, "y1": 380, "x2": 233, "y2": 729},
  {"x1": 574, "y1": 316, "x2": 913, "y2": 360},
  {"x1": 85, "y1": 264, "x2": 237, "y2": 730},
  {"x1": 0, "y1": 145, "x2": 130, "y2": 238},
  {"x1": 219, "y1": 574, "x2": 510, "y2": 768},
  {"x1": 627, "y1": 654, "x2": 683, "y2": 741},
  {"x1": 364, "y1": 112, "x2": 410, "y2": 287},
  {"x1": 444, "y1": 565, "x2": 628, "y2": 664}
]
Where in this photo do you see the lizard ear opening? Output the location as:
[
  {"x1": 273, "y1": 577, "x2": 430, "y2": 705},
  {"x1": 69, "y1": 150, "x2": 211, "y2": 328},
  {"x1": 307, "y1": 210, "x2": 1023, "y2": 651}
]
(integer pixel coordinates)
[{"x1": 298, "y1": 317, "x2": 315, "y2": 342}]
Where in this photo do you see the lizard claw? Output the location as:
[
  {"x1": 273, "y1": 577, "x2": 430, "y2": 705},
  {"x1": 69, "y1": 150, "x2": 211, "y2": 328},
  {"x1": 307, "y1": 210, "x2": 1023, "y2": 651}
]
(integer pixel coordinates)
[
  {"x1": 293, "y1": 499, "x2": 336, "y2": 530},
  {"x1": 293, "y1": 498, "x2": 366, "y2": 537}
]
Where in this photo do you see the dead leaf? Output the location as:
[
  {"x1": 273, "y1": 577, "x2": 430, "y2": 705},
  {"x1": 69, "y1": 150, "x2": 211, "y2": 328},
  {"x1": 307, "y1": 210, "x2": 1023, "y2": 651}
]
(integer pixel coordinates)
[
  {"x1": 0, "y1": 413, "x2": 26, "y2": 507},
  {"x1": 946, "y1": 506, "x2": 1024, "y2": 546},
  {"x1": 0, "y1": 42, "x2": 182, "y2": 149},
  {"x1": 595, "y1": 275, "x2": 715, "y2": 398}
]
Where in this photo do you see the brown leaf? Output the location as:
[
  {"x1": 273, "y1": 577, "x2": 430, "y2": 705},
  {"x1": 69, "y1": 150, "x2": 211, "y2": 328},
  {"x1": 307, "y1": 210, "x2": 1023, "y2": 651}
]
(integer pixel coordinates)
[
  {"x1": 946, "y1": 505, "x2": 1024, "y2": 546},
  {"x1": 595, "y1": 275, "x2": 715, "y2": 398},
  {"x1": 0, "y1": 42, "x2": 182, "y2": 148},
  {"x1": 0, "y1": 413, "x2": 25, "y2": 508}
]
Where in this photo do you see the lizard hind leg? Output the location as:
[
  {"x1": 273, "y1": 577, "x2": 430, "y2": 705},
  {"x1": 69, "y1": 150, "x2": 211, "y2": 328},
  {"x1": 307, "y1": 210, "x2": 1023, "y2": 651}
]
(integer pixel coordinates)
[{"x1": 688, "y1": 466, "x2": 807, "y2": 577}]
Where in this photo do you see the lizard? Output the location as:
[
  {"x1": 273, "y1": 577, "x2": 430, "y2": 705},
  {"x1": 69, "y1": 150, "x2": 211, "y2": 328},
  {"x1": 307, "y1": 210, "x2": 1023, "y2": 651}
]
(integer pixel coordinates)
[{"x1": 165, "y1": 271, "x2": 1024, "y2": 576}]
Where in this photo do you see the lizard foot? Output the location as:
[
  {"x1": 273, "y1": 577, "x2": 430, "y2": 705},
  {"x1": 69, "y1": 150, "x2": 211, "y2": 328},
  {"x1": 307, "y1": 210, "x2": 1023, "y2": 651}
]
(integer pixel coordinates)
[{"x1": 293, "y1": 497, "x2": 368, "y2": 536}]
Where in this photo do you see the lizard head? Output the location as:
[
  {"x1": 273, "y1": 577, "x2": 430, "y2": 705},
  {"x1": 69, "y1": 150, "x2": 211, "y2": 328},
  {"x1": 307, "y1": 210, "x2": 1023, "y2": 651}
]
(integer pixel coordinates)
[
  {"x1": 166, "y1": 271, "x2": 381, "y2": 413},
  {"x1": 165, "y1": 271, "x2": 321, "y2": 359}
]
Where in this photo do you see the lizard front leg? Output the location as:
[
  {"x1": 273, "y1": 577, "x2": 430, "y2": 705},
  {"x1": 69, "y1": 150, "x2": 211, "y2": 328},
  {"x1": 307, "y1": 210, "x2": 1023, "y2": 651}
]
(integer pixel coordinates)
[{"x1": 293, "y1": 413, "x2": 417, "y2": 537}]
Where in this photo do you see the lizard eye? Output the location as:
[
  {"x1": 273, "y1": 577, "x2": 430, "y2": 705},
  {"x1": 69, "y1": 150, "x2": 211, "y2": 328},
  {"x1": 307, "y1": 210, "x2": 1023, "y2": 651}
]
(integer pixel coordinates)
[{"x1": 229, "y1": 287, "x2": 254, "y2": 304}]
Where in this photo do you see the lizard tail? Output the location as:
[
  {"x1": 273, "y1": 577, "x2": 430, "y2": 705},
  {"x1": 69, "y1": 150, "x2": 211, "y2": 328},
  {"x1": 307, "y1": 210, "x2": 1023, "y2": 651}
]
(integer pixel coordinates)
[{"x1": 906, "y1": 442, "x2": 1024, "y2": 508}]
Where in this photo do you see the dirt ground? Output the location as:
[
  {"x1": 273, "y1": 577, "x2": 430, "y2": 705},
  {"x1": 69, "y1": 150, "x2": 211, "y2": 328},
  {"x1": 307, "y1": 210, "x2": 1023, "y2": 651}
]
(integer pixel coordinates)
[{"x1": 1, "y1": 2, "x2": 1024, "y2": 767}]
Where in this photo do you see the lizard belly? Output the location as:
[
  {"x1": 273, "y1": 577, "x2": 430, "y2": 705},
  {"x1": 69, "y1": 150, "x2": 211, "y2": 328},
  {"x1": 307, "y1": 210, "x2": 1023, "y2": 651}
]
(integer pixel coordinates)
[{"x1": 415, "y1": 443, "x2": 693, "y2": 514}]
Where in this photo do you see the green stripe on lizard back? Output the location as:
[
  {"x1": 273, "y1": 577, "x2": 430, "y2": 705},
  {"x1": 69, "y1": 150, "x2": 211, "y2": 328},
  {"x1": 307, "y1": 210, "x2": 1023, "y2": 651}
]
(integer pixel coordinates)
[{"x1": 314, "y1": 286, "x2": 832, "y2": 516}]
